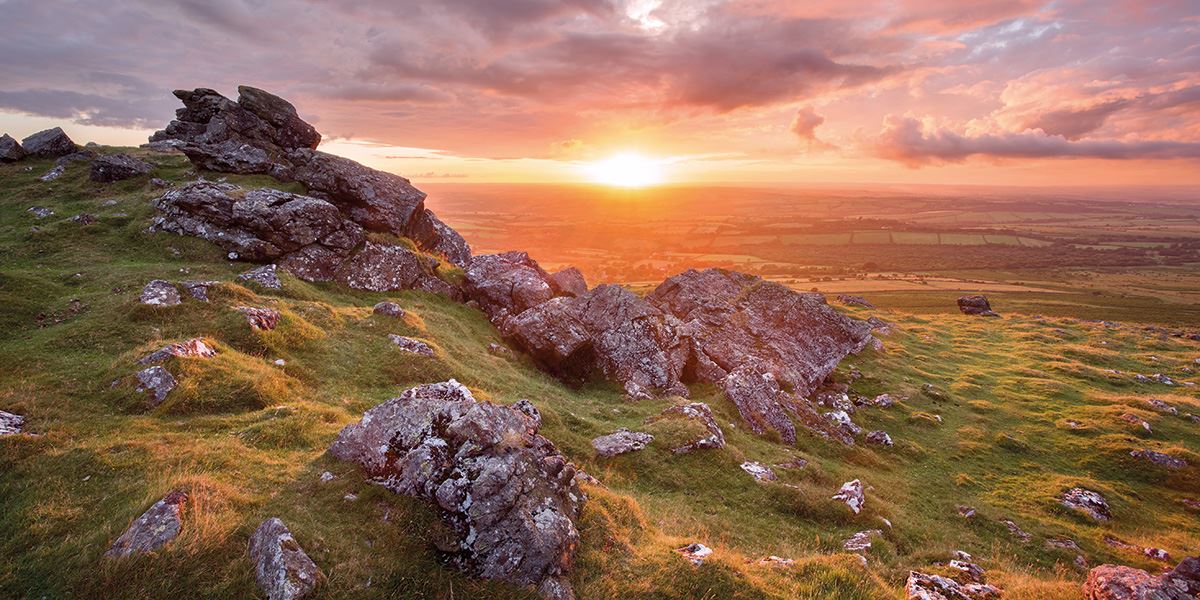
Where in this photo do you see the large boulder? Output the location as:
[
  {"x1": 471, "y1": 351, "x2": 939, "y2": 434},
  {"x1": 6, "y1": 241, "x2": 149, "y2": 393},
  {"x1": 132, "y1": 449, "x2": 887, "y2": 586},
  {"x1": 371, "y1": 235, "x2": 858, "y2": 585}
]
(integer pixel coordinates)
[
  {"x1": 22, "y1": 127, "x2": 77, "y2": 158},
  {"x1": 957, "y1": 295, "x2": 999, "y2": 317},
  {"x1": 285, "y1": 148, "x2": 425, "y2": 234},
  {"x1": 329, "y1": 381, "x2": 583, "y2": 598},
  {"x1": 90, "y1": 153, "x2": 153, "y2": 183},
  {"x1": 248, "y1": 518, "x2": 321, "y2": 600},
  {"x1": 464, "y1": 252, "x2": 558, "y2": 323},
  {"x1": 1084, "y1": 558, "x2": 1200, "y2": 599},
  {"x1": 647, "y1": 269, "x2": 872, "y2": 397},
  {"x1": 505, "y1": 284, "x2": 689, "y2": 399},
  {"x1": 0, "y1": 133, "x2": 28, "y2": 162},
  {"x1": 407, "y1": 208, "x2": 472, "y2": 268},
  {"x1": 334, "y1": 241, "x2": 458, "y2": 297}
]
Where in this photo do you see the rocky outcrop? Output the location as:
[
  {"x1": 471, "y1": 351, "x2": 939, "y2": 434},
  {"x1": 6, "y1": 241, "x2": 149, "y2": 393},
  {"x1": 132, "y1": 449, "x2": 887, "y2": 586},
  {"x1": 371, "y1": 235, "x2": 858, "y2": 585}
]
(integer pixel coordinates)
[
  {"x1": 329, "y1": 380, "x2": 584, "y2": 597},
  {"x1": 140, "y1": 280, "x2": 181, "y2": 306},
  {"x1": 0, "y1": 410, "x2": 24, "y2": 435},
  {"x1": 106, "y1": 491, "x2": 187, "y2": 557},
  {"x1": 90, "y1": 154, "x2": 153, "y2": 183},
  {"x1": 0, "y1": 133, "x2": 28, "y2": 162},
  {"x1": 957, "y1": 295, "x2": 999, "y2": 317},
  {"x1": 373, "y1": 301, "x2": 405, "y2": 318},
  {"x1": 591, "y1": 428, "x2": 653, "y2": 457},
  {"x1": 248, "y1": 518, "x2": 321, "y2": 600},
  {"x1": 504, "y1": 284, "x2": 689, "y2": 399},
  {"x1": 334, "y1": 241, "x2": 459, "y2": 297},
  {"x1": 238, "y1": 264, "x2": 283, "y2": 290},
  {"x1": 740, "y1": 461, "x2": 777, "y2": 482},
  {"x1": 388, "y1": 334, "x2": 434, "y2": 356},
  {"x1": 837, "y1": 294, "x2": 874, "y2": 309},
  {"x1": 550, "y1": 267, "x2": 588, "y2": 297},
  {"x1": 1084, "y1": 558, "x2": 1200, "y2": 599},
  {"x1": 1130, "y1": 449, "x2": 1186, "y2": 469},
  {"x1": 151, "y1": 86, "x2": 469, "y2": 267},
  {"x1": 833, "y1": 479, "x2": 865, "y2": 514},
  {"x1": 464, "y1": 252, "x2": 558, "y2": 323},
  {"x1": 650, "y1": 402, "x2": 725, "y2": 454},
  {"x1": 22, "y1": 127, "x2": 77, "y2": 158},
  {"x1": 905, "y1": 571, "x2": 1000, "y2": 599},
  {"x1": 722, "y1": 362, "x2": 852, "y2": 445},
  {"x1": 137, "y1": 339, "x2": 217, "y2": 365},
  {"x1": 648, "y1": 269, "x2": 871, "y2": 396}
]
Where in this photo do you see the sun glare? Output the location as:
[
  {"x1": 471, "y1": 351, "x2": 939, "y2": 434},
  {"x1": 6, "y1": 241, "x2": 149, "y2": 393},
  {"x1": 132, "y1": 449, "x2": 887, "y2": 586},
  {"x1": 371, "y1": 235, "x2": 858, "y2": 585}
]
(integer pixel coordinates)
[{"x1": 584, "y1": 153, "x2": 664, "y2": 187}]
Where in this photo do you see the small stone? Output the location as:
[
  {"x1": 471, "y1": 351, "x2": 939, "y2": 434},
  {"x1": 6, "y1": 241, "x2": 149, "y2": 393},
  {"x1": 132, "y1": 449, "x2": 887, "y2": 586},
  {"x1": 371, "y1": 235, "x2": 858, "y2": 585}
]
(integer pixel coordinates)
[
  {"x1": 387, "y1": 334, "x2": 434, "y2": 356},
  {"x1": 833, "y1": 479, "x2": 865, "y2": 514},
  {"x1": 136, "y1": 366, "x2": 177, "y2": 406},
  {"x1": 865, "y1": 430, "x2": 893, "y2": 446},
  {"x1": 871, "y1": 393, "x2": 895, "y2": 407},
  {"x1": 740, "y1": 461, "x2": 777, "y2": 482},
  {"x1": 372, "y1": 301, "x2": 405, "y2": 318},
  {"x1": 106, "y1": 491, "x2": 187, "y2": 557},
  {"x1": 842, "y1": 530, "x2": 882, "y2": 553},
  {"x1": 1060, "y1": 487, "x2": 1111, "y2": 521},
  {"x1": 1144, "y1": 547, "x2": 1171, "y2": 562},
  {"x1": 69, "y1": 213, "x2": 96, "y2": 225},
  {"x1": 343, "y1": 493, "x2": 357, "y2": 502},
  {"x1": 238, "y1": 264, "x2": 282, "y2": 290},
  {"x1": 949, "y1": 559, "x2": 986, "y2": 583},
  {"x1": 137, "y1": 338, "x2": 217, "y2": 365},
  {"x1": 676, "y1": 543, "x2": 713, "y2": 566},
  {"x1": 39, "y1": 165, "x2": 65, "y2": 181},
  {"x1": 957, "y1": 505, "x2": 977, "y2": 519},
  {"x1": 591, "y1": 428, "x2": 653, "y2": 457},
  {"x1": 140, "y1": 280, "x2": 181, "y2": 306},
  {"x1": 181, "y1": 280, "x2": 219, "y2": 302},
  {"x1": 274, "y1": 359, "x2": 287, "y2": 366},
  {"x1": 237, "y1": 306, "x2": 281, "y2": 331},
  {"x1": 650, "y1": 402, "x2": 726, "y2": 454},
  {"x1": 1001, "y1": 518, "x2": 1032, "y2": 542},
  {"x1": 1046, "y1": 537, "x2": 1080, "y2": 551},
  {"x1": 249, "y1": 518, "x2": 321, "y2": 600},
  {"x1": 1130, "y1": 449, "x2": 1186, "y2": 469},
  {"x1": 27, "y1": 206, "x2": 54, "y2": 219},
  {"x1": 319, "y1": 472, "x2": 335, "y2": 483},
  {"x1": 756, "y1": 555, "x2": 795, "y2": 567},
  {"x1": 0, "y1": 410, "x2": 25, "y2": 435},
  {"x1": 487, "y1": 342, "x2": 512, "y2": 356},
  {"x1": 1146, "y1": 399, "x2": 1177, "y2": 415}
]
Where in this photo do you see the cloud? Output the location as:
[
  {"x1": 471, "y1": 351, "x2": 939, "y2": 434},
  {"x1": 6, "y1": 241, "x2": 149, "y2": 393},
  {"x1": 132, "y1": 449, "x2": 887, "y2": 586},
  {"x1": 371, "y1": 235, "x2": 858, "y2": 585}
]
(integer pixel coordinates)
[
  {"x1": 1022, "y1": 100, "x2": 1130, "y2": 140},
  {"x1": 789, "y1": 106, "x2": 834, "y2": 150},
  {"x1": 875, "y1": 114, "x2": 1200, "y2": 166}
]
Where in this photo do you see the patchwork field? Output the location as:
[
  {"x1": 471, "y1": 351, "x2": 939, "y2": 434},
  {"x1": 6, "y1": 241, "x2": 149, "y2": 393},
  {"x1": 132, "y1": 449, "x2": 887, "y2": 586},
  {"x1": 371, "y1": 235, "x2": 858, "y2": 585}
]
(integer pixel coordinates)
[{"x1": 1, "y1": 153, "x2": 1198, "y2": 599}]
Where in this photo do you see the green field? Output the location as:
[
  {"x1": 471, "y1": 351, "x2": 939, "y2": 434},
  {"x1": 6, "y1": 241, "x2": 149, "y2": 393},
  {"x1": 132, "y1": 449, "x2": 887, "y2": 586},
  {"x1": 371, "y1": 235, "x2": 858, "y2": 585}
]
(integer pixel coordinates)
[{"x1": 1, "y1": 151, "x2": 1198, "y2": 599}]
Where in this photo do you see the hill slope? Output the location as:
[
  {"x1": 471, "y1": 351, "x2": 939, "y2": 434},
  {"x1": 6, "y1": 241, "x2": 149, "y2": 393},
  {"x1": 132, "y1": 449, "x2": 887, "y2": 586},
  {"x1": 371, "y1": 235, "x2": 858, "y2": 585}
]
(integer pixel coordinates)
[{"x1": 1, "y1": 149, "x2": 1198, "y2": 599}]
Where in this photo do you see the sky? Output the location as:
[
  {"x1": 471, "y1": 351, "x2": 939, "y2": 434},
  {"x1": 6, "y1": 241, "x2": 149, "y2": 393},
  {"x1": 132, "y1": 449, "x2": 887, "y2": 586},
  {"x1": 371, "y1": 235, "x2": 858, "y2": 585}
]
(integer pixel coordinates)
[{"x1": 1, "y1": 0, "x2": 1199, "y2": 186}]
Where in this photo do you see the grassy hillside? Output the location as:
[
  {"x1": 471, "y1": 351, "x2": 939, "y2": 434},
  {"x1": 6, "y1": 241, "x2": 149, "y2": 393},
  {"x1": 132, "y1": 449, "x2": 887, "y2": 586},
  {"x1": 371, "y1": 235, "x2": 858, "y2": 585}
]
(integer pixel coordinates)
[{"x1": 1, "y1": 149, "x2": 1198, "y2": 599}]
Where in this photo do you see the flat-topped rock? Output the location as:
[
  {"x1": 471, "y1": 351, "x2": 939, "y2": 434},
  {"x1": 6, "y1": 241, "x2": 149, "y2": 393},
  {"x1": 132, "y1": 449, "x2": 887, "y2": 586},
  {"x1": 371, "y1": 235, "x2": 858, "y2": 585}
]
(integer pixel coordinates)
[
  {"x1": 140, "y1": 280, "x2": 181, "y2": 306},
  {"x1": 592, "y1": 428, "x2": 653, "y2": 457},
  {"x1": 387, "y1": 334, "x2": 434, "y2": 356},
  {"x1": 90, "y1": 153, "x2": 153, "y2": 182}
]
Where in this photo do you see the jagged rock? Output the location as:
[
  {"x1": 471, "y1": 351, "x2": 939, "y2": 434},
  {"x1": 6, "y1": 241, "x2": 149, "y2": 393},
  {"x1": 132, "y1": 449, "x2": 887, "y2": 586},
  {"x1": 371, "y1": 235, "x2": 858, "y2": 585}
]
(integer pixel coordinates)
[
  {"x1": 504, "y1": 284, "x2": 689, "y2": 399},
  {"x1": 27, "y1": 206, "x2": 54, "y2": 219},
  {"x1": 651, "y1": 402, "x2": 725, "y2": 454},
  {"x1": 647, "y1": 269, "x2": 872, "y2": 398},
  {"x1": 237, "y1": 306, "x2": 281, "y2": 331},
  {"x1": 329, "y1": 380, "x2": 584, "y2": 596},
  {"x1": 676, "y1": 543, "x2": 713, "y2": 566},
  {"x1": 866, "y1": 430, "x2": 894, "y2": 446},
  {"x1": 591, "y1": 428, "x2": 653, "y2": 457},
  {"x1": 464, "y1": 252, "x2": 558, "y2": 323},
  {"x1": 837, "y1": 294, "x2": 874, "y2": 309},
  {"x1": 288, "y1": 148, "x2": 427, "y2": 230},
  {"x1": 1061, "y1": 487, "x2": 1111, "y2": 521},
  {"x1": 842, "y1": 530, "x2": 881, "y2": 553},
  {"x1": 248, "y1": 518, "x2": 321, "y2": 600},
  {"x1": 1130, "y1": 449, "x2": 1186, "y2": 469},
  {"x1": 90, "y1": 153, "x2": 153, "y2": 182},
  {"x1": 1145, "y1": 548, "x2": 1171, "y2": 562},
  {"x1": 722, "y1": 363, "x2": 798, "y2": 444},
  {"x1": 387, "y1": 334, "x2": 434, "y2": 356},
  {"x1": 70, "y1": 213, "x2": 96, "y2": 225},
  {"x1": 549, "y1": 267, "x2": 588, "y2": 297},
  {"x1": 512, "y1": 399, "x2": 541, "y2": 429},
  {"x1": 137, "y1": 339, "x2": 217, "y2": 365},
  {"x1": 0, "y1": 410, "x2": 25, "y2": 435},
  {"x1": 0, "y1": 133, "x2": 28, "y2": 162},
  {"x1": 22, "y1": 127, "x2": 76, "y2": 158},
  {"x1": 833, "y1": 479, "x2": 865, "y2": 514},
  {"x1": 238, "y1": 264, "x2": 282, "y2": 290},
  {"x1": 373, "y1": 301, "x2": 405, "y2": 318},
  {"x1": 181, "y1": 280, "x2": 219, "y2": 302},
  {"x1": 740, "y1": 461, "x2": 777, "y2": 482},
  {"x1": 140, "y1": 280, "x2": 181, "y2": 306},
  {"x1": 407, "y1": 208, "x2": 472, "y2": 268},
  {"x1": 825, "y1": 410, "x2": 862, "y2": 438},
  {"x1": 151, "y1": 182, "x2": 364, "y2": 269},
  {"x1": 1001, "y1": 518, "x2": 1032, "y2": 542},
  {"x1": 905, "y1": 571, "x2": 1000, "y2": 599},
  {"x1": 39, "y1": 165, "x2": 64, "y2": 181},
  {"x1": 106, "y1": 491, "x2": 187, "y2": 557},
  {"x1": 136, "y1": 366, "x2": 177, "y2": 406},
  {"x1": 949, "y1": 560, "x2": 986, "y2": 583},
  {"x1": 1084, "y1": 559, "x2": 1200, "y2": 599},
  {"x1": 55, "y1": 149, "x2": 97, "y2": 167},
  {"x1": 957, "y1": 295, "x2": 999, "y2": 317}
]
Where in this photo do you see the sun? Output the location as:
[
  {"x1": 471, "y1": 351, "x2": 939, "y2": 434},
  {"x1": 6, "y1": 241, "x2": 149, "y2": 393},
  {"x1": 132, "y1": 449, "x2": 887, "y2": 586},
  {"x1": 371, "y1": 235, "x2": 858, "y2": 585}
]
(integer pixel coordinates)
[{"x1": 583, "y1": 153, "x2": 664, "y2": 187}]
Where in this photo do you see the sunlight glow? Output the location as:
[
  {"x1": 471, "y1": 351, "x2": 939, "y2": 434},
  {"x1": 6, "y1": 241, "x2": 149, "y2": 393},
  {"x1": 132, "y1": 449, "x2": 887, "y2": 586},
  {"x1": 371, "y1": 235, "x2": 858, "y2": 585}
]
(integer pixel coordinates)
[{"x1": 583, "y1": 153, "x2": 665, "y2": 187}]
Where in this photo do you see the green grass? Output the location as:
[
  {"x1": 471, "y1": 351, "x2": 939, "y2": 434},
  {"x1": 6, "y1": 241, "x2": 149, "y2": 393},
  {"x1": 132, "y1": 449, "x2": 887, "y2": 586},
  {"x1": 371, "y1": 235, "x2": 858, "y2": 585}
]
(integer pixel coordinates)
[{"x1": 1, "y1": 149, "x2": 1198, "y2": 599}]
